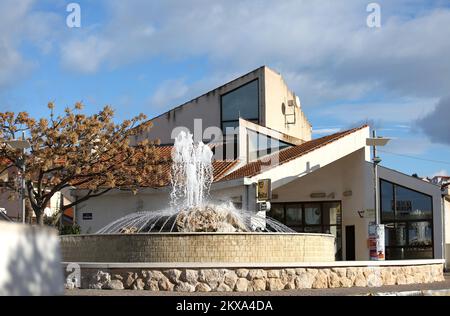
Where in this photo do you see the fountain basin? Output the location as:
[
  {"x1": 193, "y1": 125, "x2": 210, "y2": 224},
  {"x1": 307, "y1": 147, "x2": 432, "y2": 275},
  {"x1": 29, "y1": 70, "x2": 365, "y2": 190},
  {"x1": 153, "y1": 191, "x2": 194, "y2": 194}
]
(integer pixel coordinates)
[{"x1": 60, "y1": 232, "x2": 335, "y2": 263}]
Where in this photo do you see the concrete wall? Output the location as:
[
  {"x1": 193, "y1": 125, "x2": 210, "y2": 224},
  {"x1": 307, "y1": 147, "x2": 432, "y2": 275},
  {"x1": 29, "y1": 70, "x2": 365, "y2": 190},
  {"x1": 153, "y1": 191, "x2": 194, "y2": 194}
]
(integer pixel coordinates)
[
  {"x1": 0, "y1": 222, "x2": 64, "y2": 295},
  {"x1": 263, "y1": 67, "x2": 311, "y2": 141}
]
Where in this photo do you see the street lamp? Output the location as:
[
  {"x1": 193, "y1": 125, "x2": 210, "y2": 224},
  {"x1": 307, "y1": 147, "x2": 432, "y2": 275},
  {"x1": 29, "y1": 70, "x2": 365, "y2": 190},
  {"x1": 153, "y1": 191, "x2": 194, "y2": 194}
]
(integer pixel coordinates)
[
  {"x1": 366, "y1": 130, "x2": 391, "y2": 260},
  {"x1": 6, "y1": 134, "x2": 31, "y2": 224},
  {"x1": 366, "y1": 130, "x2": 391, "y2": 225}
]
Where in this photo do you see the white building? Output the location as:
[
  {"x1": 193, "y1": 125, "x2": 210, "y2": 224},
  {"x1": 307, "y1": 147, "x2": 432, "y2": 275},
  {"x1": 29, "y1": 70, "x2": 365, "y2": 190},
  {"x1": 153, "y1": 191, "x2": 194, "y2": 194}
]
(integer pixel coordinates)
[{"x1": 73, "y1": 66, "x2": 444, "y2": 261}]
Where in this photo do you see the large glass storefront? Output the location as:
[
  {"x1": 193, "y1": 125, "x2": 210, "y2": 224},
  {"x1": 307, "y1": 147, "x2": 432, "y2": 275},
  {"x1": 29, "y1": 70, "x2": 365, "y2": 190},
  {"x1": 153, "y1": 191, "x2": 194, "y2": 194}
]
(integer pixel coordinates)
[
  {"x1": 269, "y1": 201, "x2": 342, "y2": 260},
  {"x1": 380, "y1": 179, "x2": 434, "y2": 260}
]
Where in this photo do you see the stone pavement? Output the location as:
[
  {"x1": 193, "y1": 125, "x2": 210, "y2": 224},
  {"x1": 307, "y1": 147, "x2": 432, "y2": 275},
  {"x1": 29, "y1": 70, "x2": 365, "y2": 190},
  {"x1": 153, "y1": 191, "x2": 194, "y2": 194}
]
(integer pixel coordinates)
[{"x1": 65, "y1": 274, "x2": 450, "y2": 296}]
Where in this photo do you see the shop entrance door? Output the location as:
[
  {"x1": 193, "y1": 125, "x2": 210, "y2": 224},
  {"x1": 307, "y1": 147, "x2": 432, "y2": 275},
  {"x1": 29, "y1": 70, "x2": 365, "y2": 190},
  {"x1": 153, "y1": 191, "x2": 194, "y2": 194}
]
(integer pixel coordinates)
[{"x1": 345, "y1": 225, "x2": 355, "y2": 260}]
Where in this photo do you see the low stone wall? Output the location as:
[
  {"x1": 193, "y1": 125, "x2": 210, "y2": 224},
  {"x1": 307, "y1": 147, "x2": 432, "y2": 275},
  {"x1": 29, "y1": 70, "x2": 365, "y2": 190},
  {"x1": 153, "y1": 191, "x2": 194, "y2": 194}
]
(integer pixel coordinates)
[
  {"x1": 60, "y1": 233, "x2": 335, "y2": 263},
  {"x1": 64, "y1": 263, "x2": 445, "y2": 292}
]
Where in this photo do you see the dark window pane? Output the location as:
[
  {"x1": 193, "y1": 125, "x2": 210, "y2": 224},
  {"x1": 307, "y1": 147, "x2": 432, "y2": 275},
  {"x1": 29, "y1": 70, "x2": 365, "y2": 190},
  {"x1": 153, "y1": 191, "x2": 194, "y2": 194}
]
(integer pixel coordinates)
[
  {"x1": 269, "y1": 204, "x2": 284, "y2": 223},
  {"x1": 285, "y1": 204, "x2": 302, "y2": 226},
  {"x1": 247, "y1": 129, "x2": 293, "y2": 161},
  {"x1": 395, "y1": 186, "x2": 432, "y2": 220},
  {"x1": 305, "y1": 204, "x2": 321, "y2": 225},
  {"x1": 221, "y1": 80, "x2": 259, "y2": 121},
  {"x1": 385, "y1": 222, "x2": 407, "y2": 247},
  {"x1": 386, "y1": 247, "x2": 433, "y2": 260},
  {"x1": 380, "y1": 180, "x2": 394, "y2": 221},
  {"x1": 222, "y1": 121, "x2": 240, "y2": 134}
]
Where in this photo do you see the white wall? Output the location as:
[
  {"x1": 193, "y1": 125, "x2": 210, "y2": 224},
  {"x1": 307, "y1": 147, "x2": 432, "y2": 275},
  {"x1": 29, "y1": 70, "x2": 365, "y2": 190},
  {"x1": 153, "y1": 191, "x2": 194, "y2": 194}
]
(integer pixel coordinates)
[
  {"x1": 76, "y1": 186, "x2": 245, "y2": 234},
  {"x1": 272, "y1": 149, "x2": 372, "y2": 260},
  {"x1": 263, "y1": 67, "x2": 312, "y2": 141},
  {"x1": 0, "y1": 222, "x2": 64, "y2": 295}
]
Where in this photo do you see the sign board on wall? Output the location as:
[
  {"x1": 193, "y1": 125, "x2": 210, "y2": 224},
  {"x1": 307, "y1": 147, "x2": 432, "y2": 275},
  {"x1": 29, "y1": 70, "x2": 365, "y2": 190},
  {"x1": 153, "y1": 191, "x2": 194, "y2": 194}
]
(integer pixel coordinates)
[
  {"x1": 257, "y1": 179, "x2": 271, "y2": 201},
  {"x1": 368, "y1": 222, "x2": 385, "y2": 260}
]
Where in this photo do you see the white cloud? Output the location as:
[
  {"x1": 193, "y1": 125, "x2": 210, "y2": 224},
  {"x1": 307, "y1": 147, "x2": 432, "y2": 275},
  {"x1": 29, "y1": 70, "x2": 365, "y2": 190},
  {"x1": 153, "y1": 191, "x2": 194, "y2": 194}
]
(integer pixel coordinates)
[
  {"x1": 319, "y1": 97, "x2": 437, "y2": 124},
  {"x1": 61, "y1": 36, "x2": 112, "y2": 73},
  {"x1": 0, "y1": 0, "x2": 61, "y2": 89},
  {"x1": 417, "y1": 96, "x2": 450, "y2": 145},
  {"x1": 57, "y1": 1, "x2": 450, "y2": 106},
  {"x1": 431, "y1": 169, "x2": 448, "y2": 177},
  {"x1": 149, "y1": 78, "x2": 189, "y2": 109},
  {"x1": 383, "y1": 136, "x2": 432, "y2": 156},
  {"x1": 312, "y1": 128, "x2": 341, "y2": 135}
]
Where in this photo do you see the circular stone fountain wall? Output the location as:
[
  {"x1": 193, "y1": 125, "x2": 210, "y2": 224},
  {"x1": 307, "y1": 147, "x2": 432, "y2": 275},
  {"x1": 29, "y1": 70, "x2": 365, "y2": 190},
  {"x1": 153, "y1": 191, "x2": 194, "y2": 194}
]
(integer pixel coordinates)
[{"x1": 60, "y1": 232, "x2": 335, "y2": 263}]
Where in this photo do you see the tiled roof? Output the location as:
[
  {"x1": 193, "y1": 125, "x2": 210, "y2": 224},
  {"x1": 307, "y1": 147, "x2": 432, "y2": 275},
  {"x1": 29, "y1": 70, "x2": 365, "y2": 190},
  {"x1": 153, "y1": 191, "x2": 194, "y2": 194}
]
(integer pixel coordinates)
[
  {"x1": 220, "y1": 125, "x2": 368, "y2": 182},
  {"x1": 75, "y1": 144, "x2": 239, "y2": 189}
]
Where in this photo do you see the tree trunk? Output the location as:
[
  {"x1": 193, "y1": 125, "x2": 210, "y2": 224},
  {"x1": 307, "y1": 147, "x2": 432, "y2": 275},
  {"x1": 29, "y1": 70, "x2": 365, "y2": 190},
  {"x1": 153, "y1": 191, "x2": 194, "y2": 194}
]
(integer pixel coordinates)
[{"x1": 36, "y1": 211, "x2": 45, "y2": 225}]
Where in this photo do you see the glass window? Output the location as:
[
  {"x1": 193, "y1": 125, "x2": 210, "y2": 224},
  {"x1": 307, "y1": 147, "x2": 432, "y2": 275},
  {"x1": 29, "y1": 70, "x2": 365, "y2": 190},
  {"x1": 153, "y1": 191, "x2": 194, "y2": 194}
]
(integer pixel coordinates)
[
  {"x1": 221, "y1": 80, "x2": 259, "y2": 122},
  {"x1": 247, "y1": 129, "x2": 293, "y2": 162},
  {"x1": 305, "y1": 204, "x2": 321, "y2": 225},
  {"x1": 395, "y1": 186, "x2": 432, "y2": 220},
  {"x1": 380, "y1": 180, "x2": 394, "y2": 221},
  {"x1": 380, "y1": 179, "x2": 434, "y2": 260},
  {"x1": 408, "y1": 221, "x2": 432, "y2": 247},
  {"x1": 269, "y1": 204, "x2": 284, "y2": 223},
  {"x1": 285, "y1": 204, "x2": 302, "y2": 226},
  {"x1": 222, "y1": 121, "x2": 240, "y2": 133}
]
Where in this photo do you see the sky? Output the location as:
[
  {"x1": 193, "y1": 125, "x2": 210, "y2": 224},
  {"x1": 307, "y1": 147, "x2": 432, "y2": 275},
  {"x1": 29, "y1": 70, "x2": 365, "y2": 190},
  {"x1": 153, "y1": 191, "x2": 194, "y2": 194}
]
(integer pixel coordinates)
[{"x1": 0, "y1": 0, "x2": 449, "y2": 178}]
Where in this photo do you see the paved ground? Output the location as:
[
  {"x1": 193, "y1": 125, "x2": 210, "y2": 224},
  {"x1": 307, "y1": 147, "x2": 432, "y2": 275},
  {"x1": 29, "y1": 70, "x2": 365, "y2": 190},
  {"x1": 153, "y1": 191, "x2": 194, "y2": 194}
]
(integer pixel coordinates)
[{"x1": 65, "y1": 274, "x2": 450, "y2": 296}]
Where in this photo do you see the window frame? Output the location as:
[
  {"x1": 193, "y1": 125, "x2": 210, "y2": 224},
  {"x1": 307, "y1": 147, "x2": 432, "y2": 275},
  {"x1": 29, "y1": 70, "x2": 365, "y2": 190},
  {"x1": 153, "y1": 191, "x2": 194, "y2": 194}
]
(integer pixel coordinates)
[
  {"x1": 220, "y1": 79, "x2": 260, "y2": 132},
  {"x1": 379, "y1": 178, "x2": 434, "y2": 259},
  {"x1": 269, "y1": 201, "x2": 343, "y2": 260}
]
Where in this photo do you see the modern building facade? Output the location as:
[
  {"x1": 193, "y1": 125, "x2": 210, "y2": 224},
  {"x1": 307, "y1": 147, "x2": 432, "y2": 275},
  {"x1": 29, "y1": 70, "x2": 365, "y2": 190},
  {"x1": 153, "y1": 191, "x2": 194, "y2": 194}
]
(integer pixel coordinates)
[{"x1": 73, "y1": 66, "x2": 444, "y2": 261}]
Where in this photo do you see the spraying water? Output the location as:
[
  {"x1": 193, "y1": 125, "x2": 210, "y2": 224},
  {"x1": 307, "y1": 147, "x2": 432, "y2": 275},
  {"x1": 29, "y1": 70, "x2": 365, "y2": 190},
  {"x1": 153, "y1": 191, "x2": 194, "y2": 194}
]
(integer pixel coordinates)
[
  {"x1": 170, "y1": 131, "x2": 213, "y2": 208},
  {"x1": 97, "y1": 131, "x2": 295, "y2": 234}
]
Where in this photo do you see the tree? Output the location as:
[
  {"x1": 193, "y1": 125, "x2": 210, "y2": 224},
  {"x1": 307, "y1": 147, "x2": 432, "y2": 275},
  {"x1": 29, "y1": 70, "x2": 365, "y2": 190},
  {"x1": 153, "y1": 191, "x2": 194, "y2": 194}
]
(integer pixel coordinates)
[{"x1": 0, "y1": 103, "x2": 163, "y2": 225}]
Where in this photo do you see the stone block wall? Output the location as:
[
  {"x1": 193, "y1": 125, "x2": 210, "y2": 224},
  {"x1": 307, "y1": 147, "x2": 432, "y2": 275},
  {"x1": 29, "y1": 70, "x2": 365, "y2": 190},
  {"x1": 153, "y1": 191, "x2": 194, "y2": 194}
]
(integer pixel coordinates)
[
  {"x1": 60, "y1": 233, "x2": 335, "y2": 263},
  {"x1": 64, "y1": 264, "x2": 445, "y2": 292}
]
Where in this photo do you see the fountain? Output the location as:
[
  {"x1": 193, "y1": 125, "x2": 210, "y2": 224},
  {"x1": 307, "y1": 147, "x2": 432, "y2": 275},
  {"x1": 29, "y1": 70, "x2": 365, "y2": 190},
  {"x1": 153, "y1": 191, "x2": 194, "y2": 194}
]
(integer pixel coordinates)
[
  {"x1": 60, "y1": 132, "x2": 337, "y2": 291},
  {"x1": 96, "y1": 131, "x2": 294, "y2": 234}
]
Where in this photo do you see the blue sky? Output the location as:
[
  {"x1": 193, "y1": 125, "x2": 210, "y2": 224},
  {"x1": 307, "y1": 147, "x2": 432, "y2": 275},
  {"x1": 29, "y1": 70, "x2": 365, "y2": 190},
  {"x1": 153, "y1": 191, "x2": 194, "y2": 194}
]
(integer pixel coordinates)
[{"x1": 0, "y1": 0, "x2": 450, "y2": 178}]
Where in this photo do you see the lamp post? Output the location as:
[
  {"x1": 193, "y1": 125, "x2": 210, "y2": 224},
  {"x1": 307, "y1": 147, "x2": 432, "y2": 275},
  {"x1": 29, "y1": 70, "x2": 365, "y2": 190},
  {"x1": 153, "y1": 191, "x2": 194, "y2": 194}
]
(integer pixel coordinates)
[
  {"x1": 6, "y1": 133, "x2": 31, "y2": 224},
  {"x1": 366, "y1": 130, "x2": 390, "y2": 260}
]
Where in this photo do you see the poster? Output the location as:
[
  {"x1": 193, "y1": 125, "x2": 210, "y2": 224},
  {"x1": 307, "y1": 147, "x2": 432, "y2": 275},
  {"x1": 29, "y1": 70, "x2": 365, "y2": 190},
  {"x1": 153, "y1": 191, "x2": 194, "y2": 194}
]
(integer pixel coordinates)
[{"x1": 369, "y1": 222, "x2": 385, "y2": 260}]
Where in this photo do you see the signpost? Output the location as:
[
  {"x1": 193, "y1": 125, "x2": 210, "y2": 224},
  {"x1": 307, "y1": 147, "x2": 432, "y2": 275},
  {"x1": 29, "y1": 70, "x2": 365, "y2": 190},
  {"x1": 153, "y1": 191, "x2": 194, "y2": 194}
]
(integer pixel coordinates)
[
  {"x1": 257, "y1": 179, "x2": 271, "y2": 201},
  {"x1": 256, "y1": 179, "x2": 271, "y2": 212}
]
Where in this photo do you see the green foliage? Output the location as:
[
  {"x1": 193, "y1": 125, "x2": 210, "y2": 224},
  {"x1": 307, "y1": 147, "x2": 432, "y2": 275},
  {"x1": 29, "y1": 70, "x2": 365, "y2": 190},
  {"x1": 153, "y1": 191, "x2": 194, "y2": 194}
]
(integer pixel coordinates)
[{"x1": 60, "y1": 224, "x2": 81, "y2": 235}]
